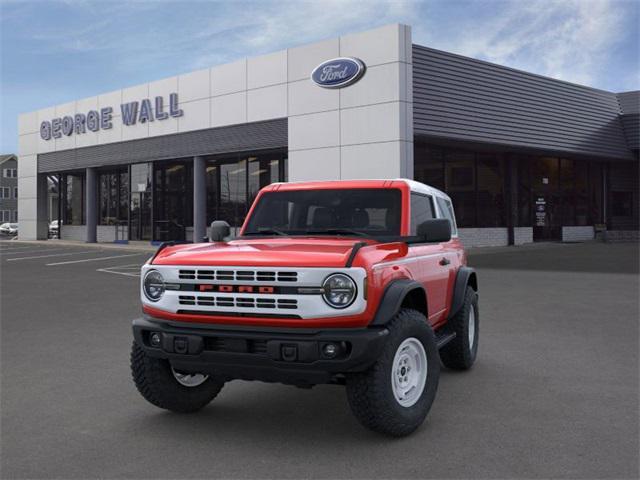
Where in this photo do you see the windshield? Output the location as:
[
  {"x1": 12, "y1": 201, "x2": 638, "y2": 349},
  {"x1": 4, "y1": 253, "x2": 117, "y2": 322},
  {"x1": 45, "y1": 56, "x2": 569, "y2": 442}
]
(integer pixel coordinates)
[{"x1": 243, "y1": 188, "x2": 402, "y2": 237}]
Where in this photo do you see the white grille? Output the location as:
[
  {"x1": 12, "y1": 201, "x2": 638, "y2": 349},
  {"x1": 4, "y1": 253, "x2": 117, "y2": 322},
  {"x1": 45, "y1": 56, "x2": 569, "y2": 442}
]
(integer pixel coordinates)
[
  {"x1": 178, "y1": 295, "x2": 298, "y2": 310},
  {"x1": 178, "y1": 269, "x2": 297, "y2": 283},
  {"x1": 142, "y1": 265, "x2": 367, "y2": 319}
]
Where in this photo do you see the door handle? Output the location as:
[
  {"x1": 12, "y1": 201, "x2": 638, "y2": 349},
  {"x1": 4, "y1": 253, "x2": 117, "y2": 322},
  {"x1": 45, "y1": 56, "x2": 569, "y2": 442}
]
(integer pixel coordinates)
[{"x1": 439, "y1": 257, "x2": 450, "y2": 266}]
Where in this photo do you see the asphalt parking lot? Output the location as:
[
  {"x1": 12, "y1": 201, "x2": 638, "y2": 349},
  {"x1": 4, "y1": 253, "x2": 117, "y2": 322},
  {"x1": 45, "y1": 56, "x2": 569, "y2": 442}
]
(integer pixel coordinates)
[{"x1": 1, "y1": 240, "x2": 638, "y2": 479}]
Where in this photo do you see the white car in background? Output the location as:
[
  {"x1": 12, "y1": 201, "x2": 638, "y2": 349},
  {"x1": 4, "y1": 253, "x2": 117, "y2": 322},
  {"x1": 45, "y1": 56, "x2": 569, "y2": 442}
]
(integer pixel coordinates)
[
  {"x1": 49, "y1": 220, "x2": 60, "y2": 238},
  {"x1": 0, "y1": 223, "x2": 18, "y2": 236}
]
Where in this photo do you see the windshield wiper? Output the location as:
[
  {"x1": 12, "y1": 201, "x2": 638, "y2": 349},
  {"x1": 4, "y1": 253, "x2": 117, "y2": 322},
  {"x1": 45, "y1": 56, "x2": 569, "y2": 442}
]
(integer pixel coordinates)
[
  {"x1": 244, "y1": 227, "x2": 288, "y2": 236},
  {"x1": 304, "y1": 228, "x2": 369, "y2": 237}
]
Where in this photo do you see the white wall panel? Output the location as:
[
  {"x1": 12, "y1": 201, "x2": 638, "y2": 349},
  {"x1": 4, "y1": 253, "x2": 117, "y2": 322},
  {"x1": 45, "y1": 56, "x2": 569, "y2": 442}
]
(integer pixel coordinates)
[
  {"x1": 122, "y1": 84, "x2": 148, "y2": 104},
  {"x1": 248, "y1": 50, "x2": 287, "y2": 89},
  {"x1": 340, "y1": 24, "x2": 403, "y2": 67},
  {"x1": 17, "y1": 154, "x2": 37, "y2": 178},
  {"x1": 341, "y1": 102, "x2": 401, "y2": 145},
  {"x1": 149, "y1": 113, "x2": 179, "y2": 137},
  {"x1": 340, "y1": 62, "x2": 401, "y2": 109},
  {"x1": 288, "y1": 147, "x2": 340, "y2": 181},
  {"x1": 149, "y1": 76, "x2": 178, "y2": 99},
  {"x1": 179, "y1": 68, "x2": 210, "y2": 102},
  {"x1": 97, "y1": 119, "x2": 123, "y2": 144},
  {"x1": 18, "y1": 133, "x2": 38, "y2": 156},
  {"x1": 211, "y1": 92, "x2": 247, "y2": 127},
  {"x1": 76, "y1": 95, "x2": 99, "y2": 113},
  {"x1": 98, "y1": 89, "x2": 122, "y2": 110},
  {"x1": 288, "y1": 79, "x2": 339, "y2": 116},
  {"x1": 17, "y1": 175, "x2": 37, "y2": 199},
  {"x1": 247, "y1": 84, "x2": 287, "y2": 122},
  {"x1": 75, "y1": 129, "x2": 99, "y2": 148},
  {"x1": 288, "y1": 38, "x2": 339, "y2": 82},
  {"x1": 340, "y1": 142, "x2": 403, "y2": 179},
  {"x1": 289, "y1": 110, "x2": 339, "y2": 151},
  {"x1": 178, "y1": 98, "x2": 211, "y2": 132},
  {"x1": 121, "y1": 118, "x2": 149, "y2": 141},
  {"x1": 211, "y1": 59, "x2": 246, "y2": 96}
]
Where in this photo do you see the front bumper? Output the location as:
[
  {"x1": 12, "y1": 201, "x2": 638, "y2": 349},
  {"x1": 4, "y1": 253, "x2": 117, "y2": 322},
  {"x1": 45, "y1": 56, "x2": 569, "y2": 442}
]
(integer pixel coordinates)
[{"x1": 133, "y1": 316, "x2": 388, "y2": 386}]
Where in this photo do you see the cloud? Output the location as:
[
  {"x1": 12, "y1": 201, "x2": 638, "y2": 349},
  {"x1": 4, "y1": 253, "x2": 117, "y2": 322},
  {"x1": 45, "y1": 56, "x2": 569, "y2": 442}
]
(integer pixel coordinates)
[{"x1": 414, "y1": 0, "x2": 637, "y2": 89}]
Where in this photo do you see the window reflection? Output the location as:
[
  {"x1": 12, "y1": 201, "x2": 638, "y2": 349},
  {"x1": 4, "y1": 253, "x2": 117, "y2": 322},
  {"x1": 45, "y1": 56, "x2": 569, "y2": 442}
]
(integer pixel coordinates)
[
  {"x1": 98, "y1": 168, "x2": 128, "y2": 225},
  {"x1": 154, "y1": 161, "x2": 192, "y2": 241},
  {"x1": 414, "y1": 140, "x2": 607, "y2": 230},
  {"x1": 206, "y1": 150, "x2": 287, "y2": 229},
  {"x1": 62, "y1": 173, "x2": 85, "y2": 225}
]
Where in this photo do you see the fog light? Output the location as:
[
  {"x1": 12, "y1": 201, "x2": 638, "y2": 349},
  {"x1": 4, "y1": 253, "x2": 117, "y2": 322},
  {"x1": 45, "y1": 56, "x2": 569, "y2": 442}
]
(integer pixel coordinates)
[
  {"x1": 150, "y1": 332, "x2": 161, "y2": 348},
  {"x1": 323, "y1": 343, "x2": 338, "y2": 358}
]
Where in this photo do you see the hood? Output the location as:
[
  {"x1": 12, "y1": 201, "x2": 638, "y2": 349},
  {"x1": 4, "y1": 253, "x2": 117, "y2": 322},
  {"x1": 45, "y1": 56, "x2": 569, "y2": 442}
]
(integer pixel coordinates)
[{"x1": 151, "y1": 237, "x2": 374, "y2": 268}]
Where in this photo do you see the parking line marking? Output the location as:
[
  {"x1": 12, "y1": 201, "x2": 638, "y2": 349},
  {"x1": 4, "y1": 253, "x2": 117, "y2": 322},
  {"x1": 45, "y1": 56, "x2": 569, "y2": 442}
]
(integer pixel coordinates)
[
  {"x1": 0, "y1": 247, "x2": 48, "y2": 253},
  {"x1": 7, "y1": 250, "x2": 100, "y2": 261},
  {"x1": 1, "y1": 248, "x2": 72, "y2": 256},
  {"x1": 97, "y1": 267, "x2": 141, "y2": 277},
  {"x1": 46, "y1": 253, "x2": 146, "y2": 266}
]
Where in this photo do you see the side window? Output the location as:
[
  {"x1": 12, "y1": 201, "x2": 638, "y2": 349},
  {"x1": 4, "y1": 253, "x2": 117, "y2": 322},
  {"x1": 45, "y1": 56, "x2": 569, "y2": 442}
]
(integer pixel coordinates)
[
  {"x1": 436, "y1": 197, "x2": 458, "y2": 235},
  {"x1": 410, "y1": 193, "x2": 435, "y2": 235}
]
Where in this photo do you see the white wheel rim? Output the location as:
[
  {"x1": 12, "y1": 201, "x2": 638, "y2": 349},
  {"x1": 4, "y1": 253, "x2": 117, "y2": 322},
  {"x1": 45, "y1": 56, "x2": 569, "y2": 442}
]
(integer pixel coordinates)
[
  {"x1": 468, "y1": 307, "x2": 476, "y2": 350},
  {"x1": 171, "y1": 367, "x2": 208, "y2": 387},
  {"x1": 391, "y1": 337, "x2": 428, "y2": 408}
]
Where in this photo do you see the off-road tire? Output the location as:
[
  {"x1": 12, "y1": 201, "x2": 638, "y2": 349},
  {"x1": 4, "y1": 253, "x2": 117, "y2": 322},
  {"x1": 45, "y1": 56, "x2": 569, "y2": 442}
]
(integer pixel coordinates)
[
  {"x1": 131, "y1": 341, "x2": 224, "y2": 413},
  {"x1": 439, "y1": 286, "x2": 478, "y2": 370},
  {"x1": 345, "y1": 309, "x2": 440, "y2": 436}
]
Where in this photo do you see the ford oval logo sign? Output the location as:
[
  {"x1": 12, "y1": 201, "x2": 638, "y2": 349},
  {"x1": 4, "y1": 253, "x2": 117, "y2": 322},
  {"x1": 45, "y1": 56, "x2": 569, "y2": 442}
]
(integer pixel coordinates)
[{"x1": 311, "y1": 57, "x2": 366, "y2": 89}]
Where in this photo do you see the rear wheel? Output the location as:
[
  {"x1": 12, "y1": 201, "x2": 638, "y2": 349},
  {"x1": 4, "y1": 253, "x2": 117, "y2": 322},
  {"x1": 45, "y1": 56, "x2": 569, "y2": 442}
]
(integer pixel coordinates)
[
  {"x1": 439, "y1": 286, "x2": 479, "y2": 370},
  {"x1": 345, "y1": 309, "x2": 440, "y2": 436},
  {"x1": 131, "y1": 341, "x2": 224, "y2": 413}
]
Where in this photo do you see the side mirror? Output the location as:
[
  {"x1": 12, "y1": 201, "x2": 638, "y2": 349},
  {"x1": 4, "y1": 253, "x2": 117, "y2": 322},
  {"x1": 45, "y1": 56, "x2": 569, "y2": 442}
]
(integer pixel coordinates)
[
  {"x1": 209, "y1": 220, "x2": 230, "y2": 242},
  {"x1": 417, "y1": 218, "x2": 451, "y2": 243}
]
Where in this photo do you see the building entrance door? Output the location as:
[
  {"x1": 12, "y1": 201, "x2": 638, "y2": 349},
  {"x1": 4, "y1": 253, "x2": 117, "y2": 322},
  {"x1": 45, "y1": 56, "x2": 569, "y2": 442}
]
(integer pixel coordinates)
[
  {"x1": 130, "y1": 192, "x2": 152, "y2": 241},
  {"x1": 532, "y1": 157, "x2": 561, "y2": 241}
]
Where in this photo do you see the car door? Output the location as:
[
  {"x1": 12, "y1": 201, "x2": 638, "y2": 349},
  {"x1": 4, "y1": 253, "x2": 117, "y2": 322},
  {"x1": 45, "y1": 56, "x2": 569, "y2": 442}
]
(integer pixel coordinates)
[{"x1": 407, "y1": 192, "x2": 453, "y2": 325}]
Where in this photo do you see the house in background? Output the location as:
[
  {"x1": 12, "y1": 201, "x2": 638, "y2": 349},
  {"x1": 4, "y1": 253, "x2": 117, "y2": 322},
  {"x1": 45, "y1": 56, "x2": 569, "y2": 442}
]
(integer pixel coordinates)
[{"x1": 0, "y1": 154, "x2": 18, "y2": 224}]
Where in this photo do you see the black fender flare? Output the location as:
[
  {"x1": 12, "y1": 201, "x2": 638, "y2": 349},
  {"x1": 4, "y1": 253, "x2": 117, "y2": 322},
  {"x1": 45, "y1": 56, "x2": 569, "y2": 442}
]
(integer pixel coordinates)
[
  {"x1": 370, "y1": 279, "x2": 427, "y2": 326},
  {"x1": 448, "y1": 267, "x2": 478, "y2": 319}
]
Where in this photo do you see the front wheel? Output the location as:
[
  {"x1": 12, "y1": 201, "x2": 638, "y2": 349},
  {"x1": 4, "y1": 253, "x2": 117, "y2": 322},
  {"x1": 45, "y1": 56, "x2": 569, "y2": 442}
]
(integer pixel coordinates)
[
  {"x1": 130, "y1": 341, "x2": 224, "y2": 413},
  {"x1": 345, "y1": 309, "x2": 440, "y2": 436}
]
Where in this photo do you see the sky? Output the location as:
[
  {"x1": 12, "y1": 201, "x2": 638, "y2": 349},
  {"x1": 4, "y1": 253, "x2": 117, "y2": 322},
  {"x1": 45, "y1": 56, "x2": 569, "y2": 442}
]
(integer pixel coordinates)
[{"x1": 1, "y1": 0, "x2": 638, "y2": 153}]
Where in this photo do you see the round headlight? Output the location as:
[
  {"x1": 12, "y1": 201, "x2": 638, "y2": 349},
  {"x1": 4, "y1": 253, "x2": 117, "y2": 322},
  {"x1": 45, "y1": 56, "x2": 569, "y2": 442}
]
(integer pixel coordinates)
[
  {"x1": 322, "y1": 273, "x2": 357, "y2": 309},
  {"x1": 143, "y1": 270, "x2": 165, "y2": 302}
]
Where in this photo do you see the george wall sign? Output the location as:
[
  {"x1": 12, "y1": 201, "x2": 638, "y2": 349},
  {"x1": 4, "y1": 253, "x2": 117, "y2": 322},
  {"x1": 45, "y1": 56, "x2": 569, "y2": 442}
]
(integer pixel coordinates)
[
  {"x1": 311, "y1": 57, "x2": 366, "y2": 89},
  {"x1": 40, "y1": 93, "x2": 184, "y2": 141}
]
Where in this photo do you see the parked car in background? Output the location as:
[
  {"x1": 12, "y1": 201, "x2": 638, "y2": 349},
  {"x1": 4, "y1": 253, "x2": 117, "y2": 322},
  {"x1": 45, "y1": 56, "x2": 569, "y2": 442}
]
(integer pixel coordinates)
[
  {"x1": 0, "y1": 223, "x2": 18, "y2": 236},
  {"x1": 49, "y1": 220, "x2": 60, "y2": 238}
]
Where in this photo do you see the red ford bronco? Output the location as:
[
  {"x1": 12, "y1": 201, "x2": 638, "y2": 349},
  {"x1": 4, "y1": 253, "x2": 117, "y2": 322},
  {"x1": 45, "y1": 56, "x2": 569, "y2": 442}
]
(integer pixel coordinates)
[{"x1": 131, "y1": 179, "x2": 478, "y2": 436}]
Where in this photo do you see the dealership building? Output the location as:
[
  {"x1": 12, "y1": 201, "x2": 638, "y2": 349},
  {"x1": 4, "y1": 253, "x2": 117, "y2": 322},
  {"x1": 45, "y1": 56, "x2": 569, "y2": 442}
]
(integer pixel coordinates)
[{"x1": 17, "y1": 24, "x2": 639, "y2": 246}]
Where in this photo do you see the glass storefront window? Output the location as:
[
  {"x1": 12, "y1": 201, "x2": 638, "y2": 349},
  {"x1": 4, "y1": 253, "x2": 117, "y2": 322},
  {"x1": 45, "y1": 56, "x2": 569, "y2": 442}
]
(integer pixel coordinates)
[
  {"x1": 154, "y1": 161, "x2": 192, "y2": 241},
  {"x1": 589, "y1": 162, "x2": 604, "y2": 225},
  {"x1": 445, "y1": 151, "x2": 476, "y2": 228},
  {"x1": 206, "y1": 150, "x2": 287, "y2": 229},
  {"x1": 98, "y1": 169, "x2": 128, "y2": 225},
  {"x1": 414, "y1": 143, "x2": 444, "y2": 191},
  {"x1": 516, "y1": 156, "x2": 532, "y2": 227},
  {"x1": 477, "y1": 154, "x2": 505, "y2": 227},
  {"x1": 62, "y1": 173, "x2": 85, "y2": 225},
  {"x1": 414, "y1": 142, "x2": 606, "y2": 234},
  {"x1": 220, "y1": 159, "x2": 247, "y2": 229},
  {"x1": 130, "y1": 163, "x2": 152, "y2": 241}
]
